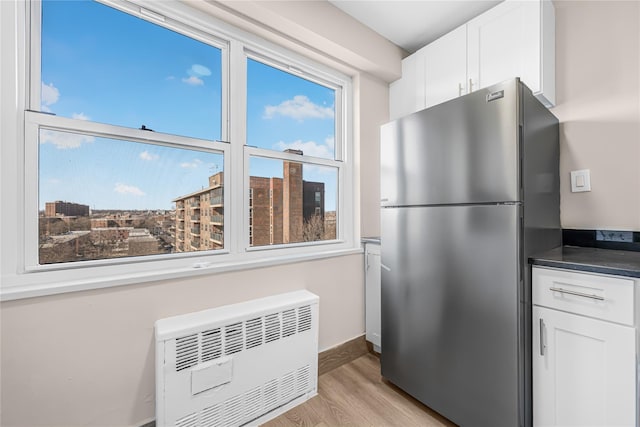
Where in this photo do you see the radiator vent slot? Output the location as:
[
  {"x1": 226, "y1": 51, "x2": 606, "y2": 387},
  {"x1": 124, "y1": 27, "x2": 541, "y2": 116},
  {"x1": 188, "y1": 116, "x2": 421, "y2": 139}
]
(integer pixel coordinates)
[
  {"x1": 263, "y1": 378, "x2": 279, "y2": 411},
  {"x1": 200, "y1": 404, "x2": 222, "y2": 426},
  {"x1": 156, "y1": 291, "x2": 318, "y2": 427},
  {"x1": 175, "y1": 413, "x2": 197, "y2": 427},
  {"x1": 282, "y1": 309, "x2": 296, "y2": 337},
  {"x1": 245, "y1": 318, "x2": 263, "y2": 349},
  {"x1": 176, "y1": 334, "x2": 199, "y2": 372},
  {"x1": 298, "y1": 305, "x2": 312, "y2": 332},
  {"x1": 223, "y1": 394, "x2": 243, "y2": 426},
  {"x1": 265, "y1": 313, "x2": 281, "y2": 343},
  {"x1": 224, "y1": 322, "x2": 244, "y2": 355},
  {"x1": 201, "y1": 328, "x2": 222, "y2": 362}
]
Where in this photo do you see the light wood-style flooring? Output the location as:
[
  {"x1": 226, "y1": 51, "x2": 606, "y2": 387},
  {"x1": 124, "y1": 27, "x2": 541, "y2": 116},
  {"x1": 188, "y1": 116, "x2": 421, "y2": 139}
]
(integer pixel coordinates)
[{"x1": 263, "y1": 353, "x2": 456, "y2": 426}]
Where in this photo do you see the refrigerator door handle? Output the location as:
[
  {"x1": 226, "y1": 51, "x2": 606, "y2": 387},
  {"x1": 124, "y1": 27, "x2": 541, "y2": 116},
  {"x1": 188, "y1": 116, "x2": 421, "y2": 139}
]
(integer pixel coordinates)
[{"x1": 539, "y1": 318, "x2": 546, "y2": 356}]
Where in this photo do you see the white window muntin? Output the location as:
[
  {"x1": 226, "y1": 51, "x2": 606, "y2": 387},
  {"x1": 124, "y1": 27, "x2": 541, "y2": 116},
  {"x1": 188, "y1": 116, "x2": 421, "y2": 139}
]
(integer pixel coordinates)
[{"x1": 24, "y1": 110, "x2": 231, "y2": 272}]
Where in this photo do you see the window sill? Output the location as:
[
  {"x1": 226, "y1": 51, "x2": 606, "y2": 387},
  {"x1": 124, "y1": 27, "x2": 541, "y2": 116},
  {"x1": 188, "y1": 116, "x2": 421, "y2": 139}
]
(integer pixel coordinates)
[{"x1": 0, "y1": 247, "x2": 364, "y2": 301}]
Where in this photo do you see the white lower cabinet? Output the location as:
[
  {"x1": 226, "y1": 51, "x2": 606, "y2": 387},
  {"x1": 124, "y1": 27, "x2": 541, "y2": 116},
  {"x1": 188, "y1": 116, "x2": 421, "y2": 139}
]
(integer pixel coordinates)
[
  {"x1": 532, "y1": 267, "x2": 637, "y2": 427},
  {"x1": 364, "y1": 242, "x2": 381, "y2": 351}
]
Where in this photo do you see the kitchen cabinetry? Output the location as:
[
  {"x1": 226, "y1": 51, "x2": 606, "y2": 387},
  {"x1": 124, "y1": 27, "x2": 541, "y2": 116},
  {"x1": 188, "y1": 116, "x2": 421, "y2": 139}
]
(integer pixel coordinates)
[
  {"x1": 390, "y1": 0, "x2": 555, "y2": 119},
  {"x1": 532, "y1": 267, "x2": 637, "y2": 427},
  {"x1": 423, "y1": 25, "x2": 467, "y2": 109},
  {"x1": 467, "y1": 0, "x2": 555, "y2": 107},
  {"x1": 364, "y1": 241, "x2": 381, "y2": 352},
  {"x1": 389, "y1": 54, "x2": 425, "y2": 119}
]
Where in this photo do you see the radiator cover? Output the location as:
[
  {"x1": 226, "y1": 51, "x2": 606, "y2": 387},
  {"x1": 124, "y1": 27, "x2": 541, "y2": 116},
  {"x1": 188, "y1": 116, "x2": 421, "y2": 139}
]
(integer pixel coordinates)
[{"x1": 155, "y1": 290, "x2": 319, "y2": 427}]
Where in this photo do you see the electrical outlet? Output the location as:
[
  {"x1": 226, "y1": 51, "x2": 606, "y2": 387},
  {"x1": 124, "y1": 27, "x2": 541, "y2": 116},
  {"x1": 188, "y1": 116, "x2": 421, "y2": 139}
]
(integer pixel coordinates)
[{"x1": 596, "y1": 230, "x2": 633, "y2": 242}]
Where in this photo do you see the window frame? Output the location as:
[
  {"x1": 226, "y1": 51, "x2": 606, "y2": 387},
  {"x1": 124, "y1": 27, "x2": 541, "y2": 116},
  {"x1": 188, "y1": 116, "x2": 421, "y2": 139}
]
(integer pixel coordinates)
[{"x1": 0, "y1": 0, "x2": 358, "y2": 301}]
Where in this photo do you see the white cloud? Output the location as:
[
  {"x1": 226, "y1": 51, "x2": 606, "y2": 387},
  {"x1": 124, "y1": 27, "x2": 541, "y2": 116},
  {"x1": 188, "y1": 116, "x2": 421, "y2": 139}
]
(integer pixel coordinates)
[
  {"x1": 182, "y1": 76, "x2": 204, "y2": 86},
  {"x1": 72, "y1": 112, "x2": 90, "y2": 121},
  {"x1": 188, "y1": 64, "x2": 211, "y2": 77},
  {"x1": 41, "y1": 82, "x2": 60, "y2": 112},
  {"x1": 47, "y1": 178, "x2": 61, "y2": 185},
  {"x1": 114, "y1": 183, "x2": 146, "y2": 196},
  {"x1": 40, "y1": 129, "x2": 94, "y2": 150},
  {"x1": 140, "y1": 151, "x2": 159, "y2": 161},
  {"x1": 181, "y1": 64, "x2": 211, "y2": 86},
  {"x1": 273, "y1": 138, "x2": 334, "y2": 160},
  {"x1": 180, "y1": 159, "x2": 203, "y2": 169},
  {"x1": 264, "y1": 95, "x2": 334, "y2": 121}
]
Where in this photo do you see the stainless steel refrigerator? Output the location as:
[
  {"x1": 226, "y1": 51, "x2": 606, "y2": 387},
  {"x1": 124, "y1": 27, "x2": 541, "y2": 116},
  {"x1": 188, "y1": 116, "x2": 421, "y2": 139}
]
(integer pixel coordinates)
[{"x1": 380, "y1": 78, "x2": 560, "y2": 427}]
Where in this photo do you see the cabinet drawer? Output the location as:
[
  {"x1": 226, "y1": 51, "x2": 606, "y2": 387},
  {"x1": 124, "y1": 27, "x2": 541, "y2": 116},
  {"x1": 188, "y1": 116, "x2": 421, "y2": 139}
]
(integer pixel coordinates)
[{"x1": 532, "y1": 267, "x2": 635, "y2": 325}]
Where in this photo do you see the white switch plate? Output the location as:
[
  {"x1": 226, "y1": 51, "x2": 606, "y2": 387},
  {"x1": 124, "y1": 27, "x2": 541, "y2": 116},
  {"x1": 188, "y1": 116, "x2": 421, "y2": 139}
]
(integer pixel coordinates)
[{"x1": 570, "y1": 169, "x2": 591, "y2": 192}]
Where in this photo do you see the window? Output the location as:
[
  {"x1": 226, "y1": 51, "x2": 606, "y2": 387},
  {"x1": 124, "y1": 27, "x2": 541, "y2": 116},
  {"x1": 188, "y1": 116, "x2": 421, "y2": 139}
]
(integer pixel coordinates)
[
  {"x1": 246, "y1": 57, "x2": 341, "y2": 247},
  {"x1": 31, "y1": 0, "x2": 228, "y2": 266},
  {"x1": 1, "y1": 0, "x2": 355, "y2": 299}
]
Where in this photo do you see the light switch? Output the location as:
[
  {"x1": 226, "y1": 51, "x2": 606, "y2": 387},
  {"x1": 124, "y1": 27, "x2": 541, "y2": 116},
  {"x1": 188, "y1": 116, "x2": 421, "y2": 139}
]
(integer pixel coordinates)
[{"x1": 570, "y1": 169, "x2": 591, "y2": 192}]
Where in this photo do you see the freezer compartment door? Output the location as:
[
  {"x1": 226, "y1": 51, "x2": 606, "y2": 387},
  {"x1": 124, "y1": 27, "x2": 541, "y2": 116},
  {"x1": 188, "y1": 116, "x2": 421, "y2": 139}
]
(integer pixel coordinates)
[
  {"x1": 380, "y1": 79, "x2": 520, "y2": 207},
  {"x1": 380, "y1": 204, "x2": 523, "y2": 427}
]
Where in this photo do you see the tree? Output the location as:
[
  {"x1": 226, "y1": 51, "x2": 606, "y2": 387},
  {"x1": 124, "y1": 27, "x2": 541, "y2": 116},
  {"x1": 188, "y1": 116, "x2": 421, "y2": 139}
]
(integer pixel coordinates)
[{"x1": 302, "y1": 215, "x2": 325, "y2": 242}]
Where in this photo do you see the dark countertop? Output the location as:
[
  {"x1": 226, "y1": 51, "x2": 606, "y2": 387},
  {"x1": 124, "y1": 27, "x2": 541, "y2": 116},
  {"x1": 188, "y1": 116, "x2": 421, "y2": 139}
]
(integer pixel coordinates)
[{"x1": 530, "y1": 246, "x2": 640, "y2": 278}]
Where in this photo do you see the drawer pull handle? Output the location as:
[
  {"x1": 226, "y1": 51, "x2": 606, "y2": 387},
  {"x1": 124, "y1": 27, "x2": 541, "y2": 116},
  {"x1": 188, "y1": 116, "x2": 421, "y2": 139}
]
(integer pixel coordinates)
[{"x1": 549, "y1": 287, "x2": 604, "y2": 301}]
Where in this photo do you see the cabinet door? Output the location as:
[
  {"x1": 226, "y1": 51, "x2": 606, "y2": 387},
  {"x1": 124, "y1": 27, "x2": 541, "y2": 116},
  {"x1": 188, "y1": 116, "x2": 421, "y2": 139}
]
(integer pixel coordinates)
[
  {"x1": 533, "y1": 306, "x2": 636, "y2": 427},
  {"x1": 365, "y1": 243, "x2": 381, "y2": 350},
  {"x1": 389, "y1": 53, "x2": 425, "y2": 119},
  {"x1": 467, "y1": 0, "x2": 541, "y2": 94},
  {"x1": 423, "y1": 25, "x2": 467, "y2": 108}
]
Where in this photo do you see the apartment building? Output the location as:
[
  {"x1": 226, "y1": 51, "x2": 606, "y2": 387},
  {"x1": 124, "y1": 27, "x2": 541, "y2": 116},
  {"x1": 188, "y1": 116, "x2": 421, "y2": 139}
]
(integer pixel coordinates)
[
  {"x1": 173, "y1": 172, "x2": 224, "y2": 252},
  {"x1": 174, "y1": 160, "x2": 326, "y2": 251},
  {"x1": 44, "y1": 200, "x2": 90, "y2": 217}
]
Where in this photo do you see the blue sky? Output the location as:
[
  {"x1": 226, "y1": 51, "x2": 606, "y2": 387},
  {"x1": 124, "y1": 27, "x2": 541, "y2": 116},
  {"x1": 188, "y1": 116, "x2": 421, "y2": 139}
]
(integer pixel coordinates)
[{"x1": 39, "y1": 0, "x2": 337, "y2": 211}]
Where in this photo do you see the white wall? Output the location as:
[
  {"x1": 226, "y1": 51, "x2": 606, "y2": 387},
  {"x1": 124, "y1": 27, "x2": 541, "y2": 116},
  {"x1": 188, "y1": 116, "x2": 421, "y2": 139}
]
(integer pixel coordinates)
[
  {"x1": 1, "y1": 255, "x2": 364, "y2": 426},
  {"x1": 357, "y1": 73, "x2": 389, "y2": 238},
  {"x1": 0, "y1": 1, "x2": 401, "y2": 426},
  {"x1": 552, "y1": 0, "x2": 640, "y2": 230}
]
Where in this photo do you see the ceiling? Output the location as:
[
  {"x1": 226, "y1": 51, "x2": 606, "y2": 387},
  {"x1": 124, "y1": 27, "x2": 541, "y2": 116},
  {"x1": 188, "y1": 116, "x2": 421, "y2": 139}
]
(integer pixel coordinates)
[{"x1": 328, "y1": 0, "x2": 503, "y2": 53}]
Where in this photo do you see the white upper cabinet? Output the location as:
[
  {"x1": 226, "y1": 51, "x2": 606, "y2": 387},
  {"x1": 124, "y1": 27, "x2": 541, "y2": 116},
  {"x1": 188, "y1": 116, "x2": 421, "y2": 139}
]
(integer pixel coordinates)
[
  {"x1": 389, "y1": 53, "x2": 425, "y2": 119},
  {"x1": 423, "y1": 25, "x2": 468, "y2": 109},
  {"x1": 390, "y1": 0, "x2": 555, "y2": 118},
  {"x1": 467, "y1": 0, "x2": 555, "y2": 107}
]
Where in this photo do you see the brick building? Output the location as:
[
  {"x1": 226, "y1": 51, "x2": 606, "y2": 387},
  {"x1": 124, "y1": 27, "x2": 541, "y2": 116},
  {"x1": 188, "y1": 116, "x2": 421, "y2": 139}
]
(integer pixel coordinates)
[
  {"x1": 45, "y1": 201, "x2": 90, "y2": 217},
  {"x1": 173, "y1": 160, "x2": 326, "y2": 252},
  {"x1": 173, "y1": 172, "x2": 224, "y2": 252}
]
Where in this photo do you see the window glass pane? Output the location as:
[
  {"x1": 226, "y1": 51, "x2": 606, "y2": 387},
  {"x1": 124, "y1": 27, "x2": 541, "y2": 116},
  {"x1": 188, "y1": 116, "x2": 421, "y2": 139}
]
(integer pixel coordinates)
[
  {"x1": 39, "y1": 129, "x2": 224, "y2": 264},
  {"x1": 40, "y1": 0, "x2": 222, "y2": 140},
  {"x1": 248, "y1": 156, "x2": 337, "y2": 247},
  {"x1": 247, "y1": 59, "x2": 336, "y2": 159}
]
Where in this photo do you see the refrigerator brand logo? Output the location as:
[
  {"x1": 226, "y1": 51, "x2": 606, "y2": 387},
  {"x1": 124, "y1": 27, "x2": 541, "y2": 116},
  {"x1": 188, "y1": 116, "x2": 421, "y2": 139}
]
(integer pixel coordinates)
[{"x1": 486, "y1": 90, "x2": 505, "y2": 102}]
